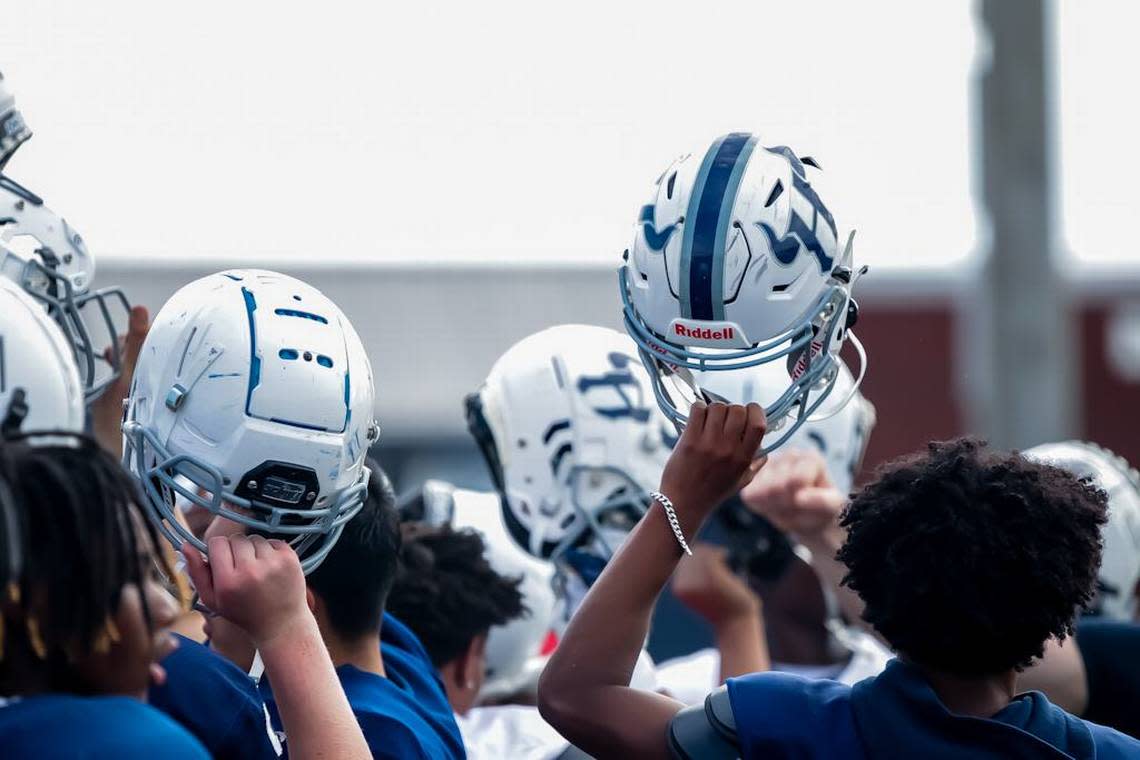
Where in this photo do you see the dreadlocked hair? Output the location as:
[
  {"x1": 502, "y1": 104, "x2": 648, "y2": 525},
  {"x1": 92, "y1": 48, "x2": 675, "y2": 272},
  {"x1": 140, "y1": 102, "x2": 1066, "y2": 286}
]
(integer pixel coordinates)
[
  {"x1": 0, "y1": 433, "x2": 174, "y2": 692},
  {"x1": 386, "y1": 524, "x2": 526, "y2": 668},
  {"x1": 837, "y1": 437, "x2": 1108, "y2": 675}
]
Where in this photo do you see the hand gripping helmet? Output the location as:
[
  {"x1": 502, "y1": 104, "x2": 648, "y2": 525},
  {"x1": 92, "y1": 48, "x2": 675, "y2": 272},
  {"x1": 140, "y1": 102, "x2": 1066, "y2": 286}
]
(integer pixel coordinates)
[
  {"x1": 619, "y1": 132, "x2": 867, "y2": 453},
  {"x1": 466, "y1": 325, "x2": 675, "y2": 566},
  {"x1": 1024, "y1": 441, "x2": 1140, "y2": 621},
  {"x1": 0, "y1": 276, "x2": 85, "y2": 436},
  {"x1": 0, "y1": 70, "x2": 32, "y2": 169},
  {"x1": 123, "y1": 269, "x2": 380, "y2": 573},
  {"x1": 0, "y1": 176, "x2": 131, "y2": 401},
  {"x1": 699, "y1": 361, "x2": 876, "y2": 495}
]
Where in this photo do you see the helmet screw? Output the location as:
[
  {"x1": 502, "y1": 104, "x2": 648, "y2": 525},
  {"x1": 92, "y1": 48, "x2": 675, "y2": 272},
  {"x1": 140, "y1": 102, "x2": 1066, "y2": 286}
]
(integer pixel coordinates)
[
  {"x1": 306, "y1": 491, "x2": 316, "y2": 501},
  {"x1": 62, "y1": 253, "x2": 73, "y2": 265},
  {"x1": 247, "y1": 480, "x2": 258, "y2": 491}
]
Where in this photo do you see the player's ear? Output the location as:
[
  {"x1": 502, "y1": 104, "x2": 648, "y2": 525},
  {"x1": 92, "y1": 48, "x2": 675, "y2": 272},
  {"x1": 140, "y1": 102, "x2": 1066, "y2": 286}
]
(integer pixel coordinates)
[{"x1": 461, "y1": 632, "x2": 488, "y2": 689}]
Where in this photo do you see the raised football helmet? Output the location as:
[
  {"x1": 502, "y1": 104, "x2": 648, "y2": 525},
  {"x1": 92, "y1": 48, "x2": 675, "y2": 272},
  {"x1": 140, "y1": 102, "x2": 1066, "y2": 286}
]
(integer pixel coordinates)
[
  {"x1": 0, "y1": 70, "x2": 32, "y2": 169},
  {"x1": 0, "y1": 177, "x2": 130, "y2": 401},
  {"x1": 0, "y1": 276, "x2": 85, "y2": 436},
  {"x1": 1024, "y1": 441, "x2": 1140, "y2": 621},
  {"x1": 699, "y1": 362, "x2": 876, "y2": 495},
  {"x1": 466, "y1": 324, "x2": 675, "y2": 564},
  {"x1": 122, "y1": 269, "x2": 379, "y2": 573},
  {"x1": 620, "y1": 132, "x2": 866, "y2": 452}
]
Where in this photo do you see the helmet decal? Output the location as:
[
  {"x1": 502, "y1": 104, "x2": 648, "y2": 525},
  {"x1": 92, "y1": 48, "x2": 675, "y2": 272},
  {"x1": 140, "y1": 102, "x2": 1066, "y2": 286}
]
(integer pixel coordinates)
[{"x1": 576, "y1": 352, "x2": 651, "y2": 422}]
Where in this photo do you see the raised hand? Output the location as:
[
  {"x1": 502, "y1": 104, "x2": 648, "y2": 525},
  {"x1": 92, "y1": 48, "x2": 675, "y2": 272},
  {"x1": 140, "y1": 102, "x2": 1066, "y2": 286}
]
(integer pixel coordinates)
[
  {"x1": 657, "y1": 402, "x2": 768, "y2": 525},
  {"x1": 181, "y1": 534, "x2": 309, "y2": 648},
  {"x1": 739, "y1": 448, "x2": 846, "y2": 541}
]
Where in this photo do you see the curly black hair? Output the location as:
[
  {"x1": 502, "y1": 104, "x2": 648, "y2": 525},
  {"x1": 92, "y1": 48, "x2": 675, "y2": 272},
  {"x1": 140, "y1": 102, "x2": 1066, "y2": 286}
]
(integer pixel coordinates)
[
  {"x1": 386, "y1": 524, "x2": 526, "y2": 668},
  {"x1": 837, "y1": 437, "x2": 1108, "y2": 675}
]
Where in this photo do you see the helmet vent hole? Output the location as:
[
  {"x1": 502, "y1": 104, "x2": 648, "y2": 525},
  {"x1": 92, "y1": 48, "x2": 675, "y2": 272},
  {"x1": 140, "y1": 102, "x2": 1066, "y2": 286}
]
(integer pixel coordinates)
[
  {"x1": 772, "y1": 282, "x2": 791, "y2": 294},
  {"x1": 765, "y1": 179, "x2": 784, "y2": 208},
  {"x1": 279, "y1": 348, "x2": 299, "y2": 360},
  {"x1": 560, "y1": 514, "x2": 575, "y2": 530},
  {"x1": 520, "y1": 501, "x2": 531, "y2": 516},
  {"x1": 666, "y1": 171, "x2": 677, "y2": 199},
  {"x1": 316, "y1": 355, "x2": 333, "y2": 368},
  {"x1": 273, "y1": 308, "x2": 328, "y2": 324},
  {"x1": 293, "y1": 295, "x2": 302, "y2": 301}
]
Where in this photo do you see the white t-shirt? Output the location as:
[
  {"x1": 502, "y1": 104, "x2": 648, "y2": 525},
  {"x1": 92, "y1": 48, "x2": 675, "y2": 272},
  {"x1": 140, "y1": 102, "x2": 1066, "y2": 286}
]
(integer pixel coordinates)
[
  {"x1": 456, "y1": 705, "x2": 569, "y2": 760},
  {"x1": 656, "y1": 628, "x2": 893, "y2": 706}
]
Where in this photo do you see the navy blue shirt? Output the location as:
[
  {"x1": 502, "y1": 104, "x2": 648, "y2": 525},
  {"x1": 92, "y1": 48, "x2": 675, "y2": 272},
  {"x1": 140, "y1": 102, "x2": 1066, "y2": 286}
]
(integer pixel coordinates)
[
  {"x1": 149, "y1": 634, "x2": 279, "y2": 760},
  {"x1": 727, "y1": 658, "x2": 1140, "y2": 759},
  {"x1": 261, "y1": 613, "x2": 465, "y2": 759},
  {"x1": 0, "y1": 694, "x2": 208, "y2": 759}
]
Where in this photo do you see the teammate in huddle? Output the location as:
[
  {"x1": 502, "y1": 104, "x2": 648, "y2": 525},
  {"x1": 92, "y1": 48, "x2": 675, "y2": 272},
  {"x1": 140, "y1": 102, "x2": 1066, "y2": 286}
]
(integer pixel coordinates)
[
  {"x1": 466, "y1": 324, "x2": 675, "y2": 688},
  {"x1": 123, "y1": 269, "x2": 386, "y2": 758},
  {"x1": 0, "y1": 278, "x2": 205, "y2": 758},
  {"x1": 539, "y1": 405, "x2": 1140, "y2": 757}
]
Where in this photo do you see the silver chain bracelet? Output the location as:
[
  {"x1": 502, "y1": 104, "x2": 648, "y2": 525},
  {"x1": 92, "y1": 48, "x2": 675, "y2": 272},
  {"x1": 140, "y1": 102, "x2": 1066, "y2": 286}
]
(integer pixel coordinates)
[{"x1": 649, "y1": 490, "x2": 693, "y2": 556}]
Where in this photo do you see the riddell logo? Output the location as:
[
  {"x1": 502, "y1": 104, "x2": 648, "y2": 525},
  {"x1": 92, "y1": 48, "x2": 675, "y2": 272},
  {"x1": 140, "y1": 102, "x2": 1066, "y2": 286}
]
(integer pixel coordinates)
[{"x1": 673, "y1": 324, "x2": 735, "y2": 341}]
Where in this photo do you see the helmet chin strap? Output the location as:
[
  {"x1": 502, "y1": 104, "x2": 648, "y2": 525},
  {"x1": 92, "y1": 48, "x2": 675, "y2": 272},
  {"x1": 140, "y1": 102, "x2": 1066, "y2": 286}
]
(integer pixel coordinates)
[{"x1": 803, "y1": 331, "x2": 867, "y2": 425}]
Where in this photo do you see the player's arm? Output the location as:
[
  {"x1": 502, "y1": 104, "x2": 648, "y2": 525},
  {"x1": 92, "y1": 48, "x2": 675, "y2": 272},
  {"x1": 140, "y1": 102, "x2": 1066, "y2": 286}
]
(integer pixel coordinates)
[
  {"x1": 739, "y1": 450, "x2": 870, "y2": 630},
  {"x1": 184, "y1": 535, "x2": 370, "y2": 760},
  {"x1": 91, "y1": 305, "x2": 148, "y2": 459},
  {"x1": 537, "y1": 403, "x2": 766, "y2": 759},
  {"x1": 672, "y1": 543, "x2": 769, "y2": 682}
]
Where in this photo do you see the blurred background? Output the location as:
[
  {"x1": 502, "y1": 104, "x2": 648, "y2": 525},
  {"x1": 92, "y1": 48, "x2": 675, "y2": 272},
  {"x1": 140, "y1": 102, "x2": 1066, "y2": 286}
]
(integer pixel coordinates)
[{"x1": 4, "y1": 0, "x2": 1138, "y2": 496}]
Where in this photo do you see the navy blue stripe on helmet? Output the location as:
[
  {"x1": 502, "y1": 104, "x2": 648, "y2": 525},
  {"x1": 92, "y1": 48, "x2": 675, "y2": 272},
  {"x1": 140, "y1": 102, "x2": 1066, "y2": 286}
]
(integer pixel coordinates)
[{"x1": 687, "y1": 133, "x2": 754, "y2": 321}]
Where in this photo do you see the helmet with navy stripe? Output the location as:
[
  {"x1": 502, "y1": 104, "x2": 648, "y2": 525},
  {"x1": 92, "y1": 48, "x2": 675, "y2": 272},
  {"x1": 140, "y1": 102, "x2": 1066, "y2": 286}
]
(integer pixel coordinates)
[
  {"x1": 465, "y1": 325, "x2": 675, "y2": 565},
  {"x1": 122, "y1": 269, "x2": 380, "y2": 573},
  {"x1": 620, "y1": 132, "x2": 866, "y2": 453},
  {"x1": 1023, "y1": 441, "x2": 1140, "y2": 621}
]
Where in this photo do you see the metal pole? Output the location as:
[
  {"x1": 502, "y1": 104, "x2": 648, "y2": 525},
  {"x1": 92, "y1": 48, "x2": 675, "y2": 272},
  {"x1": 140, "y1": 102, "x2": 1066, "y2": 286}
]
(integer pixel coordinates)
[{"x1": 964, "y1": 0, "x2": 1076, "y2": 449}]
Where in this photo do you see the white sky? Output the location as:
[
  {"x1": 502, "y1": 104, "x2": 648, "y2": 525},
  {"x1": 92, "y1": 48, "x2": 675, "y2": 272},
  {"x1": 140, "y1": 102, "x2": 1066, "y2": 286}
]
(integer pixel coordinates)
[{"x1": 1, "y1": 1, "x2": 1132, "y2": 270}]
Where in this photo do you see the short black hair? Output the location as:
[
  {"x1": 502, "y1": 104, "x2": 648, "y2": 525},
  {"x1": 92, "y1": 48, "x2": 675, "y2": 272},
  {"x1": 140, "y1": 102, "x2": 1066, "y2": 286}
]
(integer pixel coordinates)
[
  {"x1": 0, "y1": 434, "x2": 169, "y2": 692},
  {"x1": 306, "y1": 459, "x2": 401, "y2": 638},
  {"x1": 386, "y1": 524, "x2": 526, "y2": 667},
  {"x1": 837, "y1": 437, "x2": 1108, "y2": 675}
]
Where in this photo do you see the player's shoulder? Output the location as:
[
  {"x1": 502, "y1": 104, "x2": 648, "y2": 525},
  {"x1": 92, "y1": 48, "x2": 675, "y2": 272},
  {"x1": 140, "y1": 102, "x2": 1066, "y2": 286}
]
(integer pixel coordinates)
[
  {"x1": 150, "y1": 636, "x2": 279, "y2": 760},
  {"x1": 354, "y1": 708, "x2": 447, "y2": 760},
  {"x1": 1084, "y1": 718, "x2": 1140, "y2": 758},
  {"x1": 0, "y1": 694, "x2": 208, "y2": 759},
  {"x1": 155, "y1": 634, "x2": 262, "y2": 697},
  {"x1": 725, "y1": 670, "x2": 859, "y2": 756},
  {"x1": 337, "y1": 666, "x2": 463, "y2": 760}
]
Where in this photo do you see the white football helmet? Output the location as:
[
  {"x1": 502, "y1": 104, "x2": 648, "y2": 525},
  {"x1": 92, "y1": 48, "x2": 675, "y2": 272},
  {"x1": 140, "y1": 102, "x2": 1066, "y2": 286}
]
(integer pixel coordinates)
[
  {"x1": 122, "y1": 269, "x2": 379, "y2": 573},
  {"x1": 0, "y1": 276, "x2": 85, "y2": 435},
  {"x1": 0, "y1": 176, "x2": 130, "y2": 401},
  {"x1": 620, "y1": 133, "x2": 867, "y2": 452},
  {"x1": 1024, "y1": 441, "x2": 1140, "y2": 621},
  {"x1": 699, "y1": 362, "x2": 876, "y2": 495},
  {"x1": 448, "y1": 486, "x2": 557, "y2": 701},
  {"x1": 466, "y1": 325, "x2": 675, "y2": 565},
  {"x1": 0, "y1": 70, "x2": 32, "y2": 169}
]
